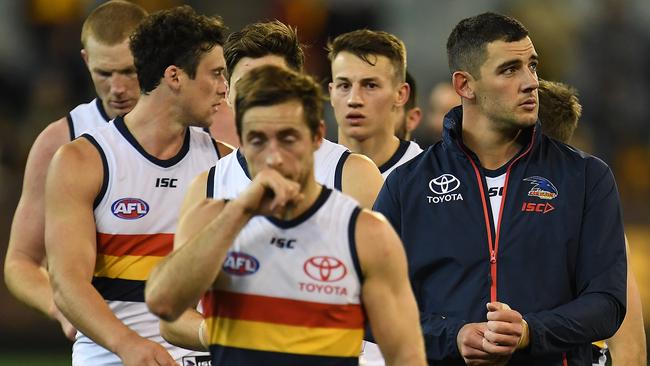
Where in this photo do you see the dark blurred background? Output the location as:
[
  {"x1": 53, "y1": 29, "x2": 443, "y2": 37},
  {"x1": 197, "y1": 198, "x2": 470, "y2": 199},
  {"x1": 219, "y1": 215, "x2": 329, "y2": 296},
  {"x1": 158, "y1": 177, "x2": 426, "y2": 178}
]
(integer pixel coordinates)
[{"x1": 1, "y1": 0, "x2": 648, "y2": 362}]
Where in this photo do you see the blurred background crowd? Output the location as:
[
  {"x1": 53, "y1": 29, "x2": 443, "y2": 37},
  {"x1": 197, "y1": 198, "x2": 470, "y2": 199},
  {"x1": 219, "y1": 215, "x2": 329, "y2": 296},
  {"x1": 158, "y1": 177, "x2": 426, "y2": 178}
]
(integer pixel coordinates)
[{"x1": 0, "y1": 0, "x2": 648, "y2": 361}]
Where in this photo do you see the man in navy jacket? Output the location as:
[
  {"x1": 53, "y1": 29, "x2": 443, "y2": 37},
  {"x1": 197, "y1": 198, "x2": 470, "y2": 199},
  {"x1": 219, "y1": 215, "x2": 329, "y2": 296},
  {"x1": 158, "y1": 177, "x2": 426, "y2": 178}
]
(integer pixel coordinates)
[{"x1": 374, "y1": 12, "x2": 626, "y2": 366}]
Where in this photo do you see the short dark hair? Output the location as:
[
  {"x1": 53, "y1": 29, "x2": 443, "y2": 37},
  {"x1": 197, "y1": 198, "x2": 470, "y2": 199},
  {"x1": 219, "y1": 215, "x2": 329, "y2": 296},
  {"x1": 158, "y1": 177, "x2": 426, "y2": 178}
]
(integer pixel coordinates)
[
  {"x1": 224, "y1": 20, "x2": 304, "y2": 82},
  {"x1": 129, "y1": 5, "x2": 226, "y2": 94},
  {"x1": 447, "y1": 12, "x2": 529, "y2": 78},
  {"x1": 327, "y1": 29, "x2": 407, "y2": 83},
  {"x1": 405, "y1": 70, "x2": 417, "y2": 110},
  {"x1": 235, "y1": 65, "x2": 323, "y2": 138},
  {"x1": 538, "y1": 79, "x2": 582, "y2": 143},
  {"x1": 81, "y1": 0, "x2": 147, "y2": 47}
]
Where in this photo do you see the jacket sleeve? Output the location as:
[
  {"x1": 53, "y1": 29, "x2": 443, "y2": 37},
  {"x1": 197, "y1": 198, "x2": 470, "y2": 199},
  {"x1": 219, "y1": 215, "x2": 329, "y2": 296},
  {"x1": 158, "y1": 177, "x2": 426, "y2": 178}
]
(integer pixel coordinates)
[
  {"x1": 419, "y1": 313, "x2": 466, "y2": 361},
  {"x1": 524, "y1": 159, "x2": 627, "y2": 355},
  {"x1": 374, "y1": 174, "x2": 466, "y2": 362}
]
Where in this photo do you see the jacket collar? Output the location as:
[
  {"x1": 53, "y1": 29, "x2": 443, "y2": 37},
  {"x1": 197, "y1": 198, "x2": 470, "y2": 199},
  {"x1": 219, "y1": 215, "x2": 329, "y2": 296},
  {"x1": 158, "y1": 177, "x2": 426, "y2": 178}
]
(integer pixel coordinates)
[{"x1": 441, "y1": 105, "x2": 541, "y2": 164}]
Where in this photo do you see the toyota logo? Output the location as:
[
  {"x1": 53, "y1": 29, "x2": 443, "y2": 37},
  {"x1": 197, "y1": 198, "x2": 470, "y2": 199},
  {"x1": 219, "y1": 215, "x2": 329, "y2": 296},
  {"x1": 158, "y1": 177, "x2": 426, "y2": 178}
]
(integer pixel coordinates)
[
  {"x1": 429, "y1": 174, "x2": 460, "y2": 195},
  {"x1": 303, "y1": 256, "x2": 347, "y2": 282}
]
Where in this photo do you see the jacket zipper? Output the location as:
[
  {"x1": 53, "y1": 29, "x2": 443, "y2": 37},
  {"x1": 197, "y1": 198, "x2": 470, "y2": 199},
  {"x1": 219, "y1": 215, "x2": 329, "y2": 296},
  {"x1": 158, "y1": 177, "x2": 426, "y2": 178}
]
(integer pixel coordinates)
[{"x1": 458, "y1": 136, "x2": 535, "y2": 302}]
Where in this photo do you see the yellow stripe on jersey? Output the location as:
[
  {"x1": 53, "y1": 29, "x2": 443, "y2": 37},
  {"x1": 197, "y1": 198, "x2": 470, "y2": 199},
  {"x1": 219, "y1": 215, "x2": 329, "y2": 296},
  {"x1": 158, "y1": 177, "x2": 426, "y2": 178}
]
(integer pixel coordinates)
[
  {"x1": 94, "y1": 254, "x2": 163, "y2": 281},
  {"x1": 206, "y1": 316, "x2": 363, "y2": 357}
]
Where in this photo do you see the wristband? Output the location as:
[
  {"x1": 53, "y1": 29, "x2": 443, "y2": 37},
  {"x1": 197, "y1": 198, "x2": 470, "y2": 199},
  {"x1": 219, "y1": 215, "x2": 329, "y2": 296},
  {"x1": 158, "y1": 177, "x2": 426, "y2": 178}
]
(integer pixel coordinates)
[{"x1": 517, "y1": 319, "x2": 530, "y2": 350}]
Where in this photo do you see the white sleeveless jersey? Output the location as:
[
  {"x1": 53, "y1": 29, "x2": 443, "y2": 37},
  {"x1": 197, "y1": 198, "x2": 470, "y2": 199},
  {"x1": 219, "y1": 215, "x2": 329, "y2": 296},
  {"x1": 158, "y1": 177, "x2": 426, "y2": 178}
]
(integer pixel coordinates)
[
  {"x1": 378, "y1": 139, "x2": 423, "y2": 179},
  {"x1": 73, "y1": 117, "x2": 219, "y2": 365},
  {"x1": 67, "y1": 98, "x2": 112, "y2": 140},
  {"x1": 209, "y1": 138, "x2": 350, "y2": 200},
  {"x1": 203, "y1": 188, "x2": 366, "y2": 365}
]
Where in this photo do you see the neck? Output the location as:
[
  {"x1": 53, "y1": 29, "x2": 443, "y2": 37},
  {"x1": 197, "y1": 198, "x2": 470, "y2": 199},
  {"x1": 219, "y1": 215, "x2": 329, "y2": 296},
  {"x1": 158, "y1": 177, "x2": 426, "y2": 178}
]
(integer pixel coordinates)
[
  {"x1": 338, "y1": 129, "x2": 400, "y2": 168},
  {"x1": 276, "y1": 176, "x2": 322, "y2": 221},
  {"x1": 461, "y1": 108, "x2": 525, "y2": 170},
  {"x1": 122, "y1": 91, "x2": 189, "y2": 160}
]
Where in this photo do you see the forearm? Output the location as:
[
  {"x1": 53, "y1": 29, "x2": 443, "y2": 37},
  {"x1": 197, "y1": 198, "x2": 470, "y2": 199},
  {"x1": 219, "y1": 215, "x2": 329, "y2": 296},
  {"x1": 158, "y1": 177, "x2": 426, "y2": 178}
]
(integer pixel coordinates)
[
  {"x1": 524, "y1": 292, "x2": 625, "y2": 356},
  {"x1": 52, "y1": 277, "x2": 139, "y2": 353},
  {"x1": 5, "y1": 256, "x2": 56, "y2": 318},
  {"x1": 160, "y1": 308, "x2": 206, "y2": 351},
  {"x1": 146, "y1": 200, "x2": 252, "y2": 320}
]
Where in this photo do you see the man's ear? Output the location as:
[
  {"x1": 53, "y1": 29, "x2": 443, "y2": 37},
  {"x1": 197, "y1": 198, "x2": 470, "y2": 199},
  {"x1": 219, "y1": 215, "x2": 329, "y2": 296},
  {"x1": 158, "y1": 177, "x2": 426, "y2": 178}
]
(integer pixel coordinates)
[
  {"x1": 163, "y1": 65, "x2": 181, "y2": 91},
  {"x1": 406, "y1": 107, "x2": 423, "y2": 133},
  {"x1": 81, "y1": 49, "x2": 89, "y2": 68},
  {"x1": 225, "y1": 79, "x2": 233, "y2": 107},
  {"x1": 313, "y1": 120, "x2": 325, "y2": 149},
  {"x1": 452, "y1": 71, "x2": 474, "y2": 100},
  {"x1": 395, "y1": 81, "x2": 410, "y2": 108}
]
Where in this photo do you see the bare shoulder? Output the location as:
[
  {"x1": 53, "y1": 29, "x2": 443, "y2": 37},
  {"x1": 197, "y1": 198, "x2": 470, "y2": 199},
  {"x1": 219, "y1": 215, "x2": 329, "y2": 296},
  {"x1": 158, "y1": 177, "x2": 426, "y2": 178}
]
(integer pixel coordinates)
[
  {"x1": 342, "y1": 153, "x2": 383, "y2": 209},
  {"x1": 215, "y1": 139, "x2": 234, "y2": 158},
  {"x1": 345, "y1": 152, "x2": 379, "y2": 172},
  {"x1": 354, "y1": 209, "x2": 402, "y2": 269},
  {"x1": 51, "y1": 134, "x2": 100, "y2": 167},
  {"x1": 48, "y1": 135, "x2": 103, "y2": 193},
  {"x1": 28, "y1": 117, "x2": 71, "y2": 167}
]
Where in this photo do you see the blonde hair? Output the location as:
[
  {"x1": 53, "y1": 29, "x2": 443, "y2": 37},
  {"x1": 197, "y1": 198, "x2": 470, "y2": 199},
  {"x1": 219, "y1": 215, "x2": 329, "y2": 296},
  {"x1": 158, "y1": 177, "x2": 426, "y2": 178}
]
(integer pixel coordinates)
[{"x1": 81, "y1": 0, "x2": 147, "y2": 47}]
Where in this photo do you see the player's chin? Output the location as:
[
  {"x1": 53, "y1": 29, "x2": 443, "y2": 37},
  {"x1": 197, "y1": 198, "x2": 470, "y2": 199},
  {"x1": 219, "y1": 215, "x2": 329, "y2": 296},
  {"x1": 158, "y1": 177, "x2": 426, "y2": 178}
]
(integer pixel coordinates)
[{"x1": 516, "y1": 112, "x2": 538, "y2": 127}]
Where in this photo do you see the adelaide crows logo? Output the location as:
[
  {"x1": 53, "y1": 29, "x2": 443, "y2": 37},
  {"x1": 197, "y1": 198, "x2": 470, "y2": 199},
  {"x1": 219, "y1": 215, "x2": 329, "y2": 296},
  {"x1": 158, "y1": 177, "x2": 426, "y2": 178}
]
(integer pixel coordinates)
[{"x1": 523, "y1": 176, "x2": 558, "y2": 200}]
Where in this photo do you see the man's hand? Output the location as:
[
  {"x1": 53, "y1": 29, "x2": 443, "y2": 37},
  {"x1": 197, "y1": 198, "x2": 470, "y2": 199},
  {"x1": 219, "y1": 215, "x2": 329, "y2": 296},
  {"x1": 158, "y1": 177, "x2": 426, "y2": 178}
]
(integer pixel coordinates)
[
  {"x1": 236, "y1": 168, "x2": 302, "y2": 217},
  {"x1": 483, "y1": 302, "x2": 526, "y2": 357},
  {"x1": 457, "y1": 322, "x2": 500, "y2": 365},
  {"x1": 51, "y1": 304, "x2": 77, "y2": 341},
  {"x1": 116, "y1": 334, "x2": 178, "y2": 366}
]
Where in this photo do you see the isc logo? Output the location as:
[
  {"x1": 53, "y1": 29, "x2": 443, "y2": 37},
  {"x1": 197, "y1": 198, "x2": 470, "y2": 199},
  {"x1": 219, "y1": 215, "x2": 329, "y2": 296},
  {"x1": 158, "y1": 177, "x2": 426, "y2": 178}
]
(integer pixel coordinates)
[
  {"x1": 270, "y1": 237, "x2": 296, "y2": 249},
  {"x1": 521, "y1": 202, "x2": 555, "y2": 214},
  {"x1": 111, "y1": 198, "x2": 149, "y2": 219},
  {"x1": 222, "y1": 252, "x2": 259, "y2": 276},
  {"x1": 155, "y1": 178, "x2": 178, "y2": 188}
]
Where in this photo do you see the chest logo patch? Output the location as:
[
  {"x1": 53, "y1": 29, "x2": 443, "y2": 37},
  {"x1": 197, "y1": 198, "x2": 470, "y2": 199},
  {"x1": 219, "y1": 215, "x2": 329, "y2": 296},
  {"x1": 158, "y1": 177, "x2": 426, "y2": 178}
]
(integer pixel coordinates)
[
  {"x1": 111, "y1": 198, "x2": 149, "y2": 219},
  {"x1": 427, "y1": 174, "x2": 464, "y2": 204},
  {"x1": 523, "y1": 176, "x2": 558, "y2": 200},
  {"x1": 222, "y1": 252, "x2": 259, "y2": 276},
  {"x1": 429, "y1": 174, "x2": 460, "y2": 194},
  {"x1": 303, "y1": 256, "x2": 347, "y2": 282}
]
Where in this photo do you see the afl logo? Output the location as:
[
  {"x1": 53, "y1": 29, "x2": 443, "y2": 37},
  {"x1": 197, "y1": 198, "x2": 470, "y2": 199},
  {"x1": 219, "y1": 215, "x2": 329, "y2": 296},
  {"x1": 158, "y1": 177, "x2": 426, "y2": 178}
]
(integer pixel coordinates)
[
  {"x1": 303, "y1": 256, "x2": 347, "y2": 282},
  {"x1": 429, "y1": 174, "x2": 460, "y2": 195},
  {"x1": 111, "y1": 198, "x2": 149, "y2": 219},
  {"x1": 223, "y1": 252, "x2": 259, "y2": 276}
]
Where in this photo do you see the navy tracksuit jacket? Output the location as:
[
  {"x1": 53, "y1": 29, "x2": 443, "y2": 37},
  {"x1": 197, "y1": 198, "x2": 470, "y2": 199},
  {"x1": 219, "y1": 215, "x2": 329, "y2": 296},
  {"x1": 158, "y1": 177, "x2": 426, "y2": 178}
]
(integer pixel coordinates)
[{"x1": 374, "y1": 106, "x2": 626, "y2": 365}]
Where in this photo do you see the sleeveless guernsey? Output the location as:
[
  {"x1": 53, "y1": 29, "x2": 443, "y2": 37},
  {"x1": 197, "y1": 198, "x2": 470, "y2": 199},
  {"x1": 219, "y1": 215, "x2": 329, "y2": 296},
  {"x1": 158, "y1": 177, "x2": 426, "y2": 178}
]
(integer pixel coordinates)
[
  {"x1": 73, "y1": 117, "x2": 219, "y2": 365},
  {"x1": 204, "y1": 188, "x2": 365, "y2": 365},
  {"x1": 67, "y1": 98, "x2": 112, "y2": 140}
]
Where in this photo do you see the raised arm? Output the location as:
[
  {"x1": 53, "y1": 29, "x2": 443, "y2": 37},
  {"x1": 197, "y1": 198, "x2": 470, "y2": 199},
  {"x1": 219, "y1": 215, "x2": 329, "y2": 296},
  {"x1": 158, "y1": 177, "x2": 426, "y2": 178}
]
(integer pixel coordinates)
[
  {"x1": 342, "y1": 153, "x2": 383, "y2": 209},
  {"x1": 355, "y1": 210, "x2": 427, "y2": 366},
  {"x1": 4, "y1": 118, "x2": 76, "y2": 339},
  {"x1": 45, "y1": 139, "x2": 175, "y2": 366}
]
